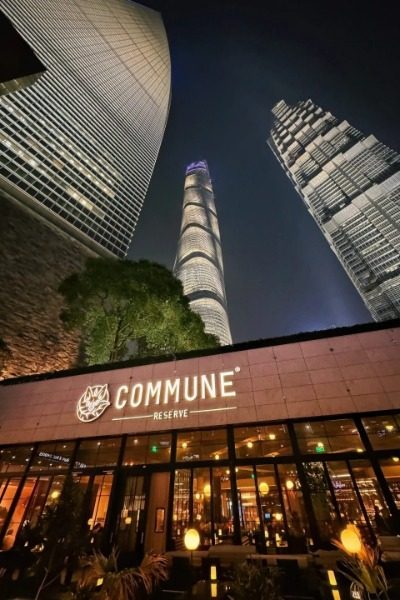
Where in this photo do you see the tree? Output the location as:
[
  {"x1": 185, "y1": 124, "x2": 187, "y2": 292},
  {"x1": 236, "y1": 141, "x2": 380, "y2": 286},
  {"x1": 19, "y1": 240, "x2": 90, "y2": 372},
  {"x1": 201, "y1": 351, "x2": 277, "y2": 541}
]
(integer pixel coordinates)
[{"x1": 59, "y1": 258, "x2": 219, "y2": 365}]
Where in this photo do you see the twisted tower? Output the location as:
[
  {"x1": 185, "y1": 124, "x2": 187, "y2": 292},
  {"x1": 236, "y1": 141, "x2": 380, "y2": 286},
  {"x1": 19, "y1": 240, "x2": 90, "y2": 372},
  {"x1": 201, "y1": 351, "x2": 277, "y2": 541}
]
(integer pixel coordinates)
[{"x1": 174, "y1": 160, "x2": 232, "y2": 346}]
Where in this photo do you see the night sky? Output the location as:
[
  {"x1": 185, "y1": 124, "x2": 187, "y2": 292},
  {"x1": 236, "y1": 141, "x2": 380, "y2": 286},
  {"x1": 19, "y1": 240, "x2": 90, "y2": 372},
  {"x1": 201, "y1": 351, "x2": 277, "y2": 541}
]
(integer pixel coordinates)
[{"x1": 129, "y1": 0, "x2": 400, "y2": 344}]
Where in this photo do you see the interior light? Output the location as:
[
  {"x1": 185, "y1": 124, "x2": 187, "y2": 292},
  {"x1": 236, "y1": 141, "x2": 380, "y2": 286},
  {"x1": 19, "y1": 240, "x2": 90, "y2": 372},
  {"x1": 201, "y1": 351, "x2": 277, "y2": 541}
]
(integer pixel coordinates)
[
  {"x1": 182, "y1": 442, "x2": 188, "y2": 449},
  {"x1": 50, "y1": 490, "x2": 60, "y2": 500},
  {"x1": 268, "y1": 433, "x2": 276, "y2": 440},
  {"x1": 204, "y1": 484, "x2": 211, "y2": 497},
  {"x1": 259, "y1": 482, "x2": 269, "y2": 495},
  {"x1": 246, "y1": 441, "x2": 253, "y2": 449},
  {"x1": 392, "y1": 457, "x2": 399, "y2": 463},
  {"x1": 385, "y1": 424, "x2": 394, "y2": 432},
  {"x1": 286, "y1": 479, "x2": 294, "y2": 490},
  {"x1": 274, "y1": 513, "x2": 283, "y2": 521},
  {"x1": 214, "y1": 454, "x2": 220, "y2": 460},
  {"x1": 184, "y1": 528, "x2": 200, "y2": 551}
]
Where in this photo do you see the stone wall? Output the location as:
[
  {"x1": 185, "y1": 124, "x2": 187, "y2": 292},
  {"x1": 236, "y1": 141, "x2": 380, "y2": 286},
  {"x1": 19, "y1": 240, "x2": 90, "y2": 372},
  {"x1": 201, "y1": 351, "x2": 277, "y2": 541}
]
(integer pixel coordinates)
[{"x1": 0, "y1": 194, "x2": 93, "y2": 378}]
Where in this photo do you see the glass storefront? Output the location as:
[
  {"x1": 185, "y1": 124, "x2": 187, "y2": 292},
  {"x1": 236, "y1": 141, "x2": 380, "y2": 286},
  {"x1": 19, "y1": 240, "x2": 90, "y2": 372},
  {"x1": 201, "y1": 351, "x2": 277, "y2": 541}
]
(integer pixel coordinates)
[{"x1": 1, "y1": 411, "x2": 400, "y2": 554}]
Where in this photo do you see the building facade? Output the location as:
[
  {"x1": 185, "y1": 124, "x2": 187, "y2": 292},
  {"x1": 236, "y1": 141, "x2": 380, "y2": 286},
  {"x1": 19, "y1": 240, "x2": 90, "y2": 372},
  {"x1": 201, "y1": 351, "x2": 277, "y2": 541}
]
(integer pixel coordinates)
[
  {"x1": 0, "y1": 321, "x2": 399, "y2": 556},
  {"x1": 174, "y1": 161, "x2": 232, "y2": 346},
  {"x1": 268, "y1": 99, "x2": 400, "y2": 321},
  {"x1": 0, "y1": 0, "x2": 171, "y2": 258}
]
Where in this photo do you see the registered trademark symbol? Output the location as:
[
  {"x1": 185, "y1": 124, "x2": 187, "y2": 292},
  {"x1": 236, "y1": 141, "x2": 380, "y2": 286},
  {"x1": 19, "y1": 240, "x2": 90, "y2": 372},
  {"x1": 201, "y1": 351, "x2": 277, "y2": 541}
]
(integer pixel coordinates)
[{"x1": 235, "y1": 366, "x2": 241, "y2": 373}]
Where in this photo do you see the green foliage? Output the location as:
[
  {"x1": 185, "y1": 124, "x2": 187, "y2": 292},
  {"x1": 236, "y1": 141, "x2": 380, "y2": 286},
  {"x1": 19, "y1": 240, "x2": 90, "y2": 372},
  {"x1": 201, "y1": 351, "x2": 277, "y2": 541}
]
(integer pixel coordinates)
[
  {"x1": 77, "y1": 549, "x2": 169, "y2": 600},
  {"x1": 232, "y1": 561, "x2": 283, "y2": 600},
  {"x1": 59, "y1": 258, "x2": 219, "y2": 365}
]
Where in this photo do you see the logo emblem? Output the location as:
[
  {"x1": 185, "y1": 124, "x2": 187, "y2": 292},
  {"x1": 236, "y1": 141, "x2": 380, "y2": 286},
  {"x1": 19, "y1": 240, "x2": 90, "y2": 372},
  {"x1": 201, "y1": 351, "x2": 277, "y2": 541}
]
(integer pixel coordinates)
[{"x1": 76, "y1": 384, "x2": 110, "y2": 422}]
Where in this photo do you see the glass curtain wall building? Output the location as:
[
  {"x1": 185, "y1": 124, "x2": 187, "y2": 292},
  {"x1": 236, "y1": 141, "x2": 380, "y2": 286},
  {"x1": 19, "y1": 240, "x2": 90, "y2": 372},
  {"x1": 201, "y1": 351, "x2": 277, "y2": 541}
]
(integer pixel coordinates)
[
  {"x1": 0, "y1": 0, "x2": 171, "y2": 257},
  {"x1": 268, "y1": 99, "x2": 400, "y2": 321},
  {"x1": 174, "y1": 161, "x2": 233, "y2": 346}
]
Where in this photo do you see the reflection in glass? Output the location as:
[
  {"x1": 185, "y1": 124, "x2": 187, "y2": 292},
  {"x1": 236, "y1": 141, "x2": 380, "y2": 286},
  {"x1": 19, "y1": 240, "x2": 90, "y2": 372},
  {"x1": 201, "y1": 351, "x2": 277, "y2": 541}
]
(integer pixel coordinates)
[
  {"x1": 380, "y1": 457, "x2": 400, "y2": 509},
  {"x1": 193, "y1": 468, "x2": 212, "y2": 545},
  {"x1": 0, "y1": 446, "x2": 33, "y2": 473},
  {"x1": 116, "y1": 476, "x2": 146, "y2": 553},
  {"x1": 172, "y1": 469, "x2": 190, "y2": 548},
  {"x1": 362, "y1": 415, "x2": 400, "y2": 450},
  {"x1": 176, "y1": 429, "x2": 227, "y2": 462},
  {"x1": 277, "y1": 464, "x2": 308, "y2": 548},
  {"x1": 326, "y1": 462, "x2": 365, "y2": 528},
  {"x1": 88, "y1": 474, "x2": 113, "y2": 534},
  {"x1": 303, "y1": 462, "x2": 339, "y2": 542},
  {"x1": 236, "y1": 466, "x2": 259, "y2": 544},
  {"x1": 212, "y1": 467, "x2": 234, "y2": 544},
  {"x1": 234, "y1": 424, "x2": 292, "y2": 458},
  {"x1": 350, "y1": 460, "x2": 390, "y2": 534},
  {"x1": 295, "y1": 419, "x2": 364, "y2": 454},
  {"x1": 76, "y1": 438, "x2": 120, "y2": 468},
  {"x1": 31, "y1": 442, "x2": 75, "y2": 472},
  {"x1": 257, "y1": 465, "x2": 287, "y2": 548},
  {"x1": 1, "y1": 477, "x2": 36, "y2": 549},
  {"x1": 123, "y1": 434, "x2": 171, "y2": 465}
]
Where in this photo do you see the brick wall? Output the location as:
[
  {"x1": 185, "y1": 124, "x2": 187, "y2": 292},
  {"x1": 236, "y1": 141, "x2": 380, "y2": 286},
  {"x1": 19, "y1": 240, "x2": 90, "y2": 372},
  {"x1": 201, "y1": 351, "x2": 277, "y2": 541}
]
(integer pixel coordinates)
[{"x1": 0, "y1": 194, "x2": 92, "y2": 378}]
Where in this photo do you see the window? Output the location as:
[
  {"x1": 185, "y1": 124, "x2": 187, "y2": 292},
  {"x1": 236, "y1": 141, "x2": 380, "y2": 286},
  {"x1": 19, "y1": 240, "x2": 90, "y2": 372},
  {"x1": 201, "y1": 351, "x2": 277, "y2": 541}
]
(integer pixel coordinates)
[
  {"x1": 379, "y1": 456, "x2": 400, "y2": 509},
  {"x1": 171, "y1": 469, "x2": 190, "y2": 547},
  {"x1": 193, "y1": 467, "x2": 212, "y2": 544},
  {"x1": 303, "y1": 462, "x2": 339, "y2": 541},
  {"x1": 176, "y1": 429, "x2": 227, "y2": 462},
  {"x1": 278, "y1": 463, "x2": 308, "y2": 542},
  {"x1": 75, "y1": 438, "x2": 121, "y2": 469},
  {"x1": 234, "y1": 424, "x2": 292, "y2": 458},
  {"x1": 31, "y1": 441, "x2": 75, "y2": 472},
  {"x1": 349, "y1": 460, "x2": 389, "y2": 529},
  {"x1": 295, "y1": 419, "x2": 364, "y2": 454},
  {"x1": 212, "y1": 467, "x2": 234, "y2": 544},
  {"x1": 123, "y1": 434, "x2": 171, "y2": 465},
  {"x1": 362, "y1": 415, "x2": 400, "y2": 450},
  {"x1": 0, "y1": 446, "x2": 33, "y2": 473},
  {"x1": 256, "y1": 465, "x2": 286, "y2": 547}
]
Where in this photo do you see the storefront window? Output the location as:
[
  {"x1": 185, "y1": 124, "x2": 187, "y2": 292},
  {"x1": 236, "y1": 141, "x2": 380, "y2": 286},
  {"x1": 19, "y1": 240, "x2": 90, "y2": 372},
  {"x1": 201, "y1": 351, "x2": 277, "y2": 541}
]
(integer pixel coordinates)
[
  {"x1": 0, "y1": 445, "x2": 33, "y2": 473},
  {"x1": 256, "y1": 464, "x2": 286, "y2": 548},
  {"x1": 362, "y1": 415, "x2": 400, "y2": 450},
  {"x1": 379, "y1": 457, "x2": 400, "y2": 509},
  {"x1": 212, "y1": 467, "x2": 234, "y2": 543},
  {"x1": 303, "y1": 462, "x2": 339, "y2": 542},
  {"x1": 88, "y1": 474, "x2": 113, "y2": 533},
  {"x1": 234, "y1": 424, "x2": 292, "y2": 458},
  {"x1": 277, "y1": 464, "x2": 308, "y2": 546},
  {"x1": 236, "y1": 466, "x2": 259, "y2": 543},
  {"x1": 176, "y1": 429, "x2": 227, "y2": 462},
  {"x1": 23, "y1": 475, "x2": 66, "y2": 528},
  {"x1": 31, "y1": 441, "x2": 76, "y2": 472},
  {"x1": 116, "y1": 475, "x2": 146, "y2": 553},
  {"x1": 75, "y1": 438, "x2": 121, "y2": 468},
  {"x1": 1, "y1": 477, "x2": 36, "y2": 549},
  {"x1": 295, "y1": 419, "x2": 364, "y2": 454},
  {"x1": 349, "y1": 460, "x2": 390, "y2": 534},
  {"x1": 193, "y1": 468, "x2": 212, "y2": 545},
  {"x1": 0, "y1": 478, "x2": 21, "y2": 547},
  {"x1": 171, "y1": 469, "x2": 190, "y2": 548},
  {"x1": 123, "y1": 434, "x2": 171, "y2": 465},
  {"x1": 325, "y1": 462, "x2": 365, "y2": 528}
]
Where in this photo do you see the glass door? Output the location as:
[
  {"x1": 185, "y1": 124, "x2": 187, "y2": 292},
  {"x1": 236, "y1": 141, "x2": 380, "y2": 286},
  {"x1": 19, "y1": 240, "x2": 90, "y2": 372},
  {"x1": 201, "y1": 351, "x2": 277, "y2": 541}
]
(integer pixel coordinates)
[{"x1": 115, "y1": 475, "x2": 147, "y2": 562}]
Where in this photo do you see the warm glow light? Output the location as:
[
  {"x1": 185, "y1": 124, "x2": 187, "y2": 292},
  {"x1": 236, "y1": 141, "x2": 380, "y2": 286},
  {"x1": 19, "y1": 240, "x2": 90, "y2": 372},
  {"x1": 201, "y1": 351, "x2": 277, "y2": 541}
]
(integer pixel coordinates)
[
  {"x1": 286, "y1": 479, "x2": 294, "y2": 490},
  {"x1": 385, "y1": 424, "x2": 394, "y2": 432},
  {"x1": 327, "y1": 570, "x2": 337, "y2": 586},
  {"x1": 247, "y1": 441, "x2": 253, "y2": 449},
  {"x1": 268, "y1": 433, "x2": 276, "y2": 440},
  {"x1": 274, "y1": 513, "x2": 283, "y2": 521},
  {"x1": 332, "y1": 590, "x2": 341, "y2": 600},
  {"x1": 204, "y1": 484, "x2": 211, "y2": 497},
  {"x1": 392, "y1": 456, "x2": 399, "y2": 463},
  {"x1": 184, "y1": 528, "x2": 200, "y2": 551},
  {"x1": 356, "y1": 448, "x2": 363, "y2": 453},
  {"x1": 340, "y1": 525, "x2": 362, "y2": 554},
  {"x1": 50, "y1": 490, "x2": 60, "y2": 500},
  {"x1": 87, "y1": 518, "x2": 94, "y2": 526},
  {"x1": 195, "y1": 492, "x2": 201, "y2": 500},
  {"x1": 125, "y1": 516, "x2": 132, "y2": 525},
  {"x1": 214, "y1": 454, "x2": 220, "y2": 460},
  {"x1": 96, "y1": 578, "x2": 104, "y2": 587},
  {"x1": 211, "y1": 583, "x2": 217, "y2": 598},
  {"x1": 210, "y1": 565, "x2": 217, "y2": 581},
  {"x1": 259, "y1": 482, "x2": 269, "y2": 495},
  {"x1": 182, "y1": 442, "x2": 188, "y2": 449}
]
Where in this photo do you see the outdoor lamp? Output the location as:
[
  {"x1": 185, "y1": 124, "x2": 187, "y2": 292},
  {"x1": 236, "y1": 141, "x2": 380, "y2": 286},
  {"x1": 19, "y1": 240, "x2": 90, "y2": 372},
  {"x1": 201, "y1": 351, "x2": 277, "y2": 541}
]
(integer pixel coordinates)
[
  {"x1": 210, "y1": 565, "x2": 217, "y2": 581},
  {"x1": 259, "y1": 482, "x2": 269, "y2": 495},
  {"x1": 340, "y1": 525, "x2": 362, "y2": 555},
  {"x1": 184, "y1": 528, "x2": 200, "y2": 551}
]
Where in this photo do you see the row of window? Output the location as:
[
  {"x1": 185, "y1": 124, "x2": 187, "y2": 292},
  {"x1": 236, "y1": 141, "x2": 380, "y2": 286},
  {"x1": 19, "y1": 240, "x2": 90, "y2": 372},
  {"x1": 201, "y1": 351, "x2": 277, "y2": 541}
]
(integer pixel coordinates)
[{"x1": 1, "y1": 414, "x2": 399, "y2": 474}]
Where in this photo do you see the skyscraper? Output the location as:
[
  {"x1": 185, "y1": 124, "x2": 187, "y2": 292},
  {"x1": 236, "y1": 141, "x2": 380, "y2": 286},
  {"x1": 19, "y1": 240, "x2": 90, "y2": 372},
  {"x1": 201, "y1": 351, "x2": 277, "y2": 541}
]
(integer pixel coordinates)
[
  {"x1": 0, "y1": 0, "x2": 171, "y2": 258},
  {"x1": 174, "y1": 160, "x2": 232, "y2": 346},
  {"x1": 269, "y1": 99, "x2": 400, "y2": 321}
]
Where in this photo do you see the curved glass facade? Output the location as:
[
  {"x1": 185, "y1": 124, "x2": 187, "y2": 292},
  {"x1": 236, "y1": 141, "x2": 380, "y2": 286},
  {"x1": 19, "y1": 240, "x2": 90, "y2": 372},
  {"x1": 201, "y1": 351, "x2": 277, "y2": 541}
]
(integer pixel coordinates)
[
  {"x1": 174, "y1": 161, "x2": 232, "y2": 346},
  {"x1": 0, "y1": 0, "x2": 171, "y2": 257}
]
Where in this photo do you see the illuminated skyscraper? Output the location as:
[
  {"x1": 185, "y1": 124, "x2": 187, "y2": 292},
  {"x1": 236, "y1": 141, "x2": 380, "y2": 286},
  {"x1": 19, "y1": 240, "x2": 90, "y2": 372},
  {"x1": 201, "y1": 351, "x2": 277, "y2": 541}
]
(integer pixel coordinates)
[
  {"x1": 0, "y1": 0, "x2": 171, "y2": 257},
  {"x1": 174, "y1": 161, "x2": 232, "y2": 346},
  {"x1": 269, "y1": 99, "x2": 400, "y2": 321}
]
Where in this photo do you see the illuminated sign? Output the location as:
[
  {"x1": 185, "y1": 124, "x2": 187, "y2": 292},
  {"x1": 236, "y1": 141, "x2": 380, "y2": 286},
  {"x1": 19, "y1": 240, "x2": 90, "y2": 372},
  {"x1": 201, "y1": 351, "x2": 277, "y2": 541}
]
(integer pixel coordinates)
[{"x1": 76, "y1": 368, "x2": 240, "y2": 423}]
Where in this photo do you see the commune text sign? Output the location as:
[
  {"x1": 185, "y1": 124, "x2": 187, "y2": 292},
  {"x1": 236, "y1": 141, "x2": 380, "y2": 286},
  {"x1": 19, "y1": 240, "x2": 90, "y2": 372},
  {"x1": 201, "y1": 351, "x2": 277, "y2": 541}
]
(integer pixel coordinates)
[{"x1": 76, "y1": 368, "x2": 241, "y2": 423}]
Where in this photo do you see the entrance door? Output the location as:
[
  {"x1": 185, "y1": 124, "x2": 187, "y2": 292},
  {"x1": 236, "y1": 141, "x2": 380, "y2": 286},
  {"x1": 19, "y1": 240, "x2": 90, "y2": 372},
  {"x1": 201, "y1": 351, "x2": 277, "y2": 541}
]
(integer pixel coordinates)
[{"x1": 115, "y1": 475, "x2": 148, "y2": 562}]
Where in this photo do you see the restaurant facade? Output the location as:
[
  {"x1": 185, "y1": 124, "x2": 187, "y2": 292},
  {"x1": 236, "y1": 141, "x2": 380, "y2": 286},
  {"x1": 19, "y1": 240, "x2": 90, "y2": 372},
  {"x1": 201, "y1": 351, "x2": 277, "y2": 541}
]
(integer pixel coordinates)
[{"x1": 0, "y1": 321, "x2": 399, "y2": 558}]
